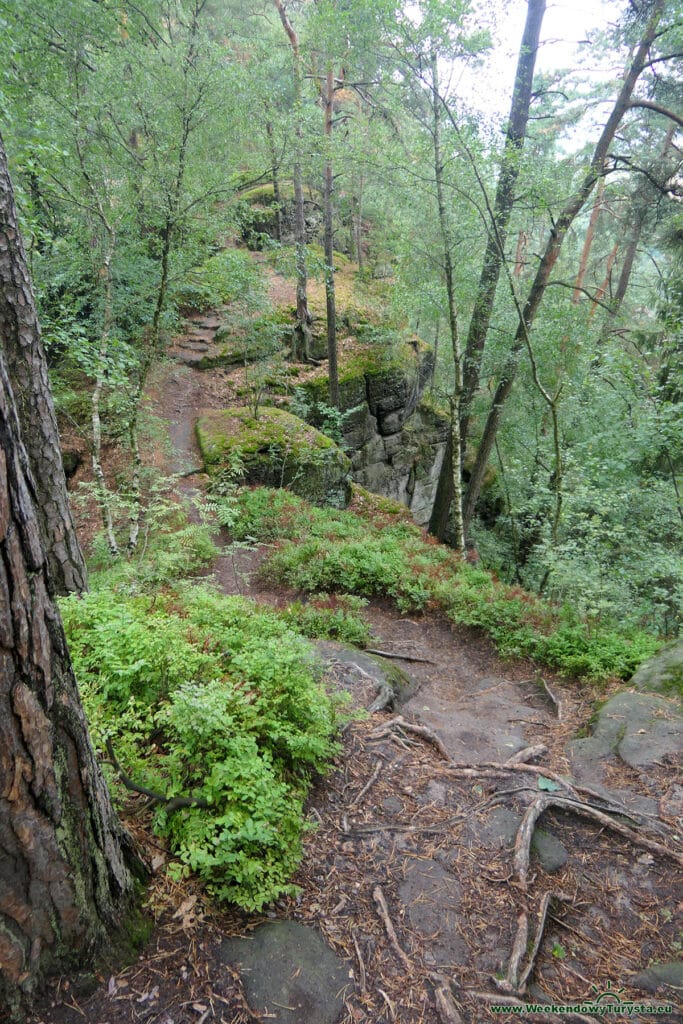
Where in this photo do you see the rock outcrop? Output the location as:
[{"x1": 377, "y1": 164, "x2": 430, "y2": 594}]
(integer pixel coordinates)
[
  {"x1": 630, "y1": 638, "x2": 682, "y2": 700},
  {"x1": 196, "y1": 406, "x2": 351, "y2": 508},
  {"x1": 302, "y1": 344, "x2": 449, "y2": 526}
]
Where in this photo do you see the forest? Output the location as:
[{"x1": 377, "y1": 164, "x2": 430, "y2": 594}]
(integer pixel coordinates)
[{"x1": 0, "y1": 1, "x2": 682, "y2": 1022}]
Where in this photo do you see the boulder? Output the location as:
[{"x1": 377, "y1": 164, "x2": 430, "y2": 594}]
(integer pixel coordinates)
[
  {"x1": 314, "y1": 640, "x2": 416, "y2": 709},
  {"x1": 196, "y1": 406, "x2": 351, "y2": 508},
  {"x1": 631, "y1": 639, "x2": 683, "y2": 701},
  {"x1": 301, "y1": 344, "x2": 449, "y2": 526},
  {"x1": 220, "y1": 920, "x2": 349, "y2": 1024},
  {"x1": 569, "y1": 690, "x2": 683, "y2": 773}
]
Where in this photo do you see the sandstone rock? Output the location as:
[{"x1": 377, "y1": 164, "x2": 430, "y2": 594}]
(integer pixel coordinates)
[
  {"x1": 196, "y1": 406, "x2": 351, "y2": 508},
  {"x1": 569, "y1": 690, "x2": 683, "y2": 773},
  {"x1": 631, "y1": 639, "x2": 683, "y2": 701},
  {"x1": 220, "y1": 920, "x2": 349, "y2": 1024}
]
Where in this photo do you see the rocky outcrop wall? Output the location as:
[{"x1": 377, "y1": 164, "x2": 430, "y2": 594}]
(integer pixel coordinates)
[{"x1": 303, "y1": 349, "x2": 449, "y2": 526}]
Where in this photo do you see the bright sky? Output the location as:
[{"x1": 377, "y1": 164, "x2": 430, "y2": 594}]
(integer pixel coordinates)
[{"x1": 459, "y1": 0, "x2": 624, "y2": 123}]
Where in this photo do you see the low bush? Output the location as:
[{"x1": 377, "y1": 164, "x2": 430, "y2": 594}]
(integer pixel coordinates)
[
  {"x1": 62, "y1": 584, "x2": 342, "y2": 910},
  {"x1": 232, "y1": 487, "x2": 661, "y2": 681}
]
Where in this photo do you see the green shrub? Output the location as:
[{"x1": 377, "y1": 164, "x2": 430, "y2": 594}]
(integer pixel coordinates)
[
  {"x1": 282, "y1": 594, "x2": 371, "y2": 647},
  {"x1": 62, "y1": 585, "x2": 340, "y2": 911},
  {"x1": 233, "y1": 486, "x2": 662, "y2": 682}
]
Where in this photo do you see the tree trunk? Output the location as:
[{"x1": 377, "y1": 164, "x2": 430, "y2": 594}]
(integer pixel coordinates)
[
  {"x1": 462, "y1": 0, "x2": 665, "y2": 532},
  {"x1": 572, "y1": 175, "x2": 606, "y2": 301},
  {"x1": 265, "y1": 119, "x2": 283, "y2": 243},
  {"x1": 324, "y1": 66, "x2": 339, "y2": 408},
  {"x1": 459, "y1": 0, "x2": 547, "y2": 451},
  {"x1": 0, "y1": 349, "x2": 136, "y2": 1017},
  {"x1": 590, "y1": 240, "x2": 619, "y2": 320},
  {"x1": 273, "y1": 0, "x2": 311, "y2": 361},
  {"x1": 431, "y1": 54, "x2": 464, "y2": 552},
  {"x1": 0, "y1": 134, "x2": 88, "y2": 596}
]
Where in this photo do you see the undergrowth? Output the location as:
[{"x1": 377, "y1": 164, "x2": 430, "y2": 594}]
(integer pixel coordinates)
[
  {"x1": 232, "y1": 487, "x2": 661, "y2": 681},
  {"x1": 62, "y1": 510, "x2": 346, "y2": 911}
]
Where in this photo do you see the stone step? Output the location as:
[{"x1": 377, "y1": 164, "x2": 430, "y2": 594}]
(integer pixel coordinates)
[{"x1": 178, "y1": 339, "x2": 210, "y2": 352}]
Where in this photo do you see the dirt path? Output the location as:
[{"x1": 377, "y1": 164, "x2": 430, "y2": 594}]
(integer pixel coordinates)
[{"x1": 29, "y1": 346, "x2": 681, "y2": 1024}]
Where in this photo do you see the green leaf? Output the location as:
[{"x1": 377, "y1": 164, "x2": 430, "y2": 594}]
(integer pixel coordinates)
[{"x1": 538, "y1": 776, "x2": 561, "y2": 792}]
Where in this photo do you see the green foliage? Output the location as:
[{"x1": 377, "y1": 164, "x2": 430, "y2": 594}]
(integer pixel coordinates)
[
  {"x1": 282, "y1": 594, "x2": 371, "y2": 647},
  {"x1": 62, "y1": 584, "x2": 340, "y2": 911},
  {"x1": 233, "y1": 487, "x2": 661, "y2": 681},
  {"x1": 76, "y1": 476, "x2": 218, "y2": 591},
  {"x1": 172, "y1": 249, "x2": 266, "y2": 314}
]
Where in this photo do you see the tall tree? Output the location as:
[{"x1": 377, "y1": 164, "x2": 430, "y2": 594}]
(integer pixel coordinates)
[
  {"x1": 0, "y1": 143, "x2": 137, "y2": 1017},
  {"x1": 462, "y1": 0, "x2": 668, "y2": 533},
  {"x1": 459, "y1": 0, "x2": 547, "y2": 450},
  {"x1": 273, "y1": 0, "x2": 313, "y2": 360},
  {"x1": 323, "y1": 63, "x2": 340, "y2": 406},
  {"x1": 0, "y1": 133, "x2": 88, "y2": 595}
]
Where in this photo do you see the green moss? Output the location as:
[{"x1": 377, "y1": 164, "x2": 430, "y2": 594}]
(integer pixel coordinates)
[
  {"x1": 196, "y1": 406, "x2": 351, "y2": 508},
  {"x1": 241, "y1": 181, "x2": 296, "y2": 206}
]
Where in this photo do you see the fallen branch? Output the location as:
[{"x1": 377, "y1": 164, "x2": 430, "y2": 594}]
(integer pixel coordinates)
[
  {"x1": 373, "y1": 885, "x2": 412, "y2": 970},
  {"x1": 349, "y1": 759, "x2": 383, "y2": 808},
  {"x1": 369, "y1": 716, "x2": 452, "y2": 762},
  {"x1": 105, "y1": 739, "x2": 209, "y2": 813},
  {"x1": 366, "y1": 648, "x2": 435, "y2": 664},
  {"x1": 429, "y1": 974, "x2": 464, "y2": 1024}
]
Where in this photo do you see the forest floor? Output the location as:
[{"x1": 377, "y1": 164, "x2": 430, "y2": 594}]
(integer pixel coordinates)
[{"x1": 27, "y1": 310, "x2": 682, "y2": 1024}]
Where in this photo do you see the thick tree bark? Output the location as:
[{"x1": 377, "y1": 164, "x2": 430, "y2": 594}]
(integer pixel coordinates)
[
  {"x1": 462, "y1": 0, "x2": 665, "y2": 532},
  {"x1": 0, "y1": 349, "x2": 136, "y2": 1015},
  {"x1": 324, "y1": 66, "x2": 340, "y2": 408},
  {"x1": 0, "y1": 134, "x2": 88, "y2": 596},
  {"x1": 459, "y1": 0, "x2": 547, "y2": 450}
]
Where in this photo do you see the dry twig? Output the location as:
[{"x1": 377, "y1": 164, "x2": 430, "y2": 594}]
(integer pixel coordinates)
[{"x1": 372, "y1": 885, "x2": 412, "y2": 970}]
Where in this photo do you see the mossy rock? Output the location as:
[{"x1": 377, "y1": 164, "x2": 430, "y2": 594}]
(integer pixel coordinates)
[
  {"x1": 631, "y1": 638, "x2": 682, "y2": 700},
  {"x1": 196, "y1": 406, "x2": 351, "y2": 508},
  {"x1": 302, "y1": 341, "x2": 433, "y2": 440},
  {"x1": 241, "y1": 181, "x2": 296, "y2": 207}
]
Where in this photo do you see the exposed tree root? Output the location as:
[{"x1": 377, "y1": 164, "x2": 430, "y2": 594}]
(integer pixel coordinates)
[
  {"x1": 349, "y1": 758, "x2": 383, "y2": 808},
  {"x1": 505, "y1": 744, "x2": 548, "y2": 765},
  {"x1": 513, "y1": 793, "x2": 683, "y2": 890},
  {"x1": 366, "y1": 648, "x2": 435, "y2": 664},
  {"x1": 429, "y1": 974, "x2": 464, "y2": 1024},
  {"x1": 496, "y1": 892, "x2": 572, "y2": 995},
  {"x1": 373, "y1": 885, "x2": 412, "y2": 971},
  {"x1": 369, "y1": 715, "x2": 452, "y2": 761}
]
